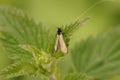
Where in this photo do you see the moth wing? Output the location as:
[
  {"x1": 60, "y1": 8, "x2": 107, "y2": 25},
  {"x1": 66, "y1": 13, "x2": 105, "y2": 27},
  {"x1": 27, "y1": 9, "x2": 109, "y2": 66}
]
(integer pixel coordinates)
[
  {"x1": 59, "y1": 34, "x2": 68, "y2": 54},
  {"x1": 53, "y1": 35, "x2": 59, "y2": 53}
]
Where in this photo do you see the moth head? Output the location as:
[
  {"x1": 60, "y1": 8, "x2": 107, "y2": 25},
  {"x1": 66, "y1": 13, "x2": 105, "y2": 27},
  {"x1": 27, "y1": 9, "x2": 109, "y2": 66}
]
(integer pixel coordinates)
[{"x1": 57, "y1": 28, "x2": 62, "y2": 35}]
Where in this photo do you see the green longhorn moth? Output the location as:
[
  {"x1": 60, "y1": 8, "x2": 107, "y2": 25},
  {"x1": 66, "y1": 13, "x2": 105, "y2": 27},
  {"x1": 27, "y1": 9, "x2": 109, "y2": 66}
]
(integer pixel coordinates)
[{"x1": 53, "y1": 28, "x2": 68, "y2": 54}]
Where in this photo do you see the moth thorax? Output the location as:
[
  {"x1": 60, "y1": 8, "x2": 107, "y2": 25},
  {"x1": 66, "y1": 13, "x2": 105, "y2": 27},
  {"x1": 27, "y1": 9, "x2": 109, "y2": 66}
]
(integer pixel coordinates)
[{"x1": 57, "y1": 28, "x2": 62, "y2": 35}]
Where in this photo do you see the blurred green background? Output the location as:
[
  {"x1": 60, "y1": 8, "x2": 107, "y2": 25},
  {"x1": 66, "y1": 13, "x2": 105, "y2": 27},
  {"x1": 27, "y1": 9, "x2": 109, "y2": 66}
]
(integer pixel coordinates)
[{"x1": 0, "y1": 0, "x2": 120, "y2": 80}]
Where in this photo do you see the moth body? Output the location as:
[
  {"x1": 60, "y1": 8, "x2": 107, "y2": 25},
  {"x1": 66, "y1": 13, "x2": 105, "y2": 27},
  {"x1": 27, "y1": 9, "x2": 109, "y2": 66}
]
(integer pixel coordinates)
[{"x1": 53, "y1": 28, "x2": 68, "y2": 54}]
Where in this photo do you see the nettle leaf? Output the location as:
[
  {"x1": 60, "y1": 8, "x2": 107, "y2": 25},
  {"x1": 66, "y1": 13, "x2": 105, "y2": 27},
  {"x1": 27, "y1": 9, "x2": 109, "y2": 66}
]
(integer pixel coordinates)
[
  {"x1": 0, "y1": 5, "x2": 54, "y2": 61},
  {"x1": 0, "y1": 31, "x2": 33, "y2": 62},
  {"x1": 64, "y1": 73, "x2": 94, "y2": 80},
  {"x1": 61, "y1": 17, "x2": 90, "y2": 47},
  {"x1": 0, "y1": 60, "x2": 51, "y2": 79},
  {"x1": 0, "y1": 62, "x2": 35, "y2": 79},
  {"x1": 18, "y1": 44, "x2": 56, "y2": 78},
  {"x1": 71, "y1": 27, "x2": 120, "y2": 79},
  {"x1": 19, "y1": 44, "x2": 51, "y2": 64}
]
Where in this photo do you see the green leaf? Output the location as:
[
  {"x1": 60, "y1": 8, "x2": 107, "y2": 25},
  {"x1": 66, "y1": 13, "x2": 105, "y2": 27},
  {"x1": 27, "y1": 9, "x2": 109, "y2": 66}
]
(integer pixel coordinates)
[
  {"x1": 61, "y1": 17, "x2": 90, "y2": 47},
  {"x1": 64, "y1": 73, "x2": 94, "y2": 80},
  {"x1": 19, "y1": 44, "x2": 56, "y2": 76},
  {"x1": 19, "y1": 44, "x2": 51, "y2": 64},
  {"x1": 71, "y1": 27, "x2": 120, "y2": 79},
  {"x1": 0, "y1": 62, "x2": 35, "y2": 79},
  {"x1": 0, "y1": 5, "x2": 54, "y2": 61},
  {"x1": 0, "y1": 61, "x2": 52, "y2": 79},
  {"x1": 0, "y1": 30, "x2": 33, "y2": 62}
]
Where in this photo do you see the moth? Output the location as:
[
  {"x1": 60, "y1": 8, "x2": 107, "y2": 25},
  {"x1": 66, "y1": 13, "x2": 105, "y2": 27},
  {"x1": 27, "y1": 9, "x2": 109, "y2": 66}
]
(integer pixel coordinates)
[{"x1": 53, "y1": 28, "x2": 68, "y2": 54}]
